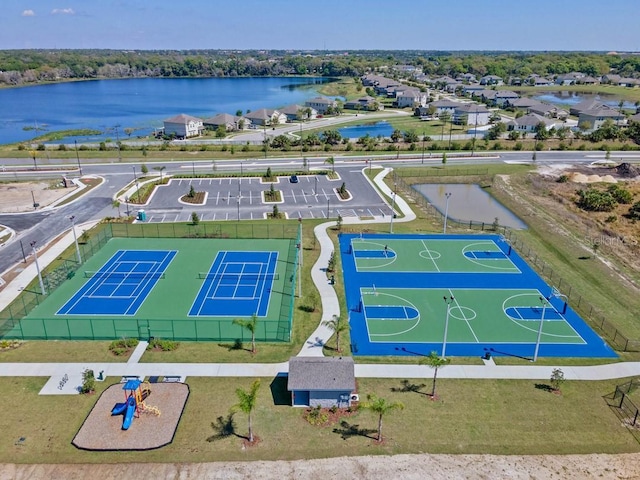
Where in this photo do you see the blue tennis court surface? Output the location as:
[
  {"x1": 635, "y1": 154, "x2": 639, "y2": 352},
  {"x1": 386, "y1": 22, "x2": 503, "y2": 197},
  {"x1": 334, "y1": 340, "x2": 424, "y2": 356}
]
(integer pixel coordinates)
[
  {"x1": 57, "y1": 250, "x2": 176, "y2": 316},
  {"x1": 189, "y1": 251, "x2": 278, "y2": 317},
  {"x1": 340, "y1": 233, "x2": 616, "y2": 359}
]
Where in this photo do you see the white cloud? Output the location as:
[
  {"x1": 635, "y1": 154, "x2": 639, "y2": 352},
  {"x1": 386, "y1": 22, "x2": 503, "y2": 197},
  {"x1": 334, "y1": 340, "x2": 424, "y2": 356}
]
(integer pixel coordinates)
[
  {"x1": 22, "y1": 10, "x2": 35, "y2": 16},
  {"x1": 51, "y1": 8, "x2": 75, "y2": 15}
]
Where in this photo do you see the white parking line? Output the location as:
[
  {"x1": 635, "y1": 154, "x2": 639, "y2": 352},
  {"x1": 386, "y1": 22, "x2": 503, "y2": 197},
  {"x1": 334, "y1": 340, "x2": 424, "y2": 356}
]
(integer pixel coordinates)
[{"x1": 291, "y1": 191, "x2": 297, "y2": 204}]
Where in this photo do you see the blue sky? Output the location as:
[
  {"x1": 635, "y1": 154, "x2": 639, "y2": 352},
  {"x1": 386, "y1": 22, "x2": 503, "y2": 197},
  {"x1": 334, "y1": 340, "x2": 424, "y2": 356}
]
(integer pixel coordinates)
[{"x1": 1, "y1": 0, "x2": 639, "y2": 51}]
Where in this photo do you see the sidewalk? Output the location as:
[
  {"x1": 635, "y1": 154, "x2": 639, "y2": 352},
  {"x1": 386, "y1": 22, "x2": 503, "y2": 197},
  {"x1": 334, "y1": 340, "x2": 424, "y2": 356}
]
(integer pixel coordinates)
[{"x1": 0, "y1": 168, "x2": 636, "y2": 388}]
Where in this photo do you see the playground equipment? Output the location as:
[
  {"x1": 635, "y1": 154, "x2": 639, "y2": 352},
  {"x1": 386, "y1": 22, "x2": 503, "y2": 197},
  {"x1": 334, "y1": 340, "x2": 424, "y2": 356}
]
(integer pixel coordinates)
[{"x1": 111, "y1": 379, "x2": 161, "y2": 430}]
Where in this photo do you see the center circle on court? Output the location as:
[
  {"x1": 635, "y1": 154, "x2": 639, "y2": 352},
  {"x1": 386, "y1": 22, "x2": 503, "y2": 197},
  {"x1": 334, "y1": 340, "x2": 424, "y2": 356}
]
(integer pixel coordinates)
[
  {"x1": 449, "y1": 306, "x2": 477, "y2": 321},
  {"x1": 419, "y1": 250, "x2": 442, "y2": 260}
]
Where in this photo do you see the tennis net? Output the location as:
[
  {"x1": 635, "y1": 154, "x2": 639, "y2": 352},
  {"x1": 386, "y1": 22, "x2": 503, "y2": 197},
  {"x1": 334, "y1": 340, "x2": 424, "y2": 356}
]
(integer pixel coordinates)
[
  {"x1": 197, "y1": 272, "x2": 279, "y2": 282},
  {"x1": 84, "y1": 271, "x2": 166, "y2": 280}
]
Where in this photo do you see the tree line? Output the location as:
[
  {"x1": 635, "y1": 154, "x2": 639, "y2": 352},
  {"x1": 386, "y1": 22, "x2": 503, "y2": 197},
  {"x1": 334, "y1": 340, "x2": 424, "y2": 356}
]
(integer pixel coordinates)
[{"x1": 1, "y1": 50, "x2": 639, "y2": 87}]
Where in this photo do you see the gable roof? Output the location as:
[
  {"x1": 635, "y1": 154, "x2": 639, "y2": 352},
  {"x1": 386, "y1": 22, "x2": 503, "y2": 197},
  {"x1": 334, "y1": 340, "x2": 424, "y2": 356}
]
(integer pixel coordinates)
[
  {"x1": 203, "y1": 113, "x2": 241, "y2": 125},
  {"x1": 278, "y1": 104, "x2": 307, "y2": 115},
  {"x1": 510, "y1": 113, "x2": 552, "y2": 127},
  {"x1": 244, "y1": 108, "x2": 277, "y2": 121},
  {"x1": 455, "y1": 103, "x2": 490, "y2": 114},
  {"x1": 287, "y1": 356, "x2": 355, "y2": 391},
  {"x1": 164, "y1": 113, "x2": 202, "y2": 124}
]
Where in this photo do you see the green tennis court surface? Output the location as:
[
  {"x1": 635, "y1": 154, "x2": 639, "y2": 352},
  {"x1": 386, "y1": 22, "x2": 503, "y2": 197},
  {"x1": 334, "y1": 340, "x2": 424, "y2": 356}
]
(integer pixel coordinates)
[
  {"x1": 341, "y1": 233, "x2": 616, "y2": 358},
  {"x1": 8, "y1": 237, "x2": 297, "y2": 342}
]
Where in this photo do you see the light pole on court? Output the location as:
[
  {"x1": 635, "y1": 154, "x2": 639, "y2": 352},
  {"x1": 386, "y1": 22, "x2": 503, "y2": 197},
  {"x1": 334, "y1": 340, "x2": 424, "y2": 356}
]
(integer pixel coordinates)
[
  {"x1": 443, "y1": 192, "x2": 452, "y2": 234},
  {"x1": 442, "y1": 295, "x2": 454, "y2": 358},
  {"x1": 533, "y1": 296, "x2": 548, "y2": 362},
  {"x1": 30, "y1": 241, "x2": 46, "y2": 295},
  {"x1": 69, "y1": 215, "x2": 82, "y2": 264},
  {"x1": 389, "y1": 191, "x2": 397, "y2": 234},
  {"x1": 237, "y1": 195, "x2": 241, "y2": 222}
]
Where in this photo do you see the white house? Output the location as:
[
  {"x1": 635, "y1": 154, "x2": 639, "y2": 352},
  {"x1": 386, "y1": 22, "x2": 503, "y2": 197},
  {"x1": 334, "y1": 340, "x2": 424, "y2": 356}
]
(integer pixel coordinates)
[
  {"x1": 203, "y1": 113, "x2": 250, "y2": 131},
  {"x1": 278, "y1": 104, "x2": 318, "y2": 122},
  {"x1": 507, "y1": 113, "x2": 557, "y2": 133},
  {"x1": 163, "y1": 114, "x2": 204, "y2": 139},
  {"x1": 578, "y1": 108, "x2": 626, "y2": 130},
  {"x1": 244, "y1": 108, "x2": 287, "y2": 126},
  {"x1": 305, "y1": 96, "x2": 338, "y2": 114},
  {"x1": 395, "y1": 88, "x2": 427, "y2": 108},
  {"x1": 453, "y1": 103, "x2": 490, "y2": 126}
]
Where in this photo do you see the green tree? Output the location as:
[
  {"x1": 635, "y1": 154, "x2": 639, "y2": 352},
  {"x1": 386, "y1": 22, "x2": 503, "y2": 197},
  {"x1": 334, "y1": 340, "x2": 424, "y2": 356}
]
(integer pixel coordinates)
[
  {"x1": 324, "y1": 156, "x2": 335, "y2": 173},
  {"x1": 322, "y1": 130, "x2": 342, "y2": 146},
  {"x1": 390, "y1": 129, "x2": 402, "y2": 143},
  {"x1": 188, "y1": 185, "x2": 196, "y2": 198},
  {"x1": 80, "y1": 368, "x2": 95, "y2": 394},
  {"x1": 191, "y1": 211, "x2": 200, "y2": 225},
  {"x1": 550, "y1": 368, "x2": 565, "y2": 392},
  {"x1": 442, "y1": 152, "x2": 447, "y2": 165},
  {"x1": 233, "y1": 313, "x2": 259, "y2": 354},
  {"x1": 232, "y1": 380, "x2": 260, "y2": 443},
  {"x1": 153, "y1": 165, "x2": 166, "y2": 182},
  {"x1": 140, "y1": 163, "x2": 149, "y2": 175},
  {"x1": 421, "y1": 351, "x2": 451, "y2": 398},
  {"x1": 322, "y1": 314, "x2": 349, "y2": 353},
  {"x1": 111, "y1": 199, "x2": 121, "y2": 218},
  {"x1": 360, "y1": 393, "x2": 404, "y2": 442}
]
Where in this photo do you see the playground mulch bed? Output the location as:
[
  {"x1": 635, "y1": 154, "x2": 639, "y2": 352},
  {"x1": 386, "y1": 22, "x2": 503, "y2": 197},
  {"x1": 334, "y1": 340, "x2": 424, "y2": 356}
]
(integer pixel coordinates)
[{"x1": 72, "y1": 382, "x2": 189, "y2": 451}]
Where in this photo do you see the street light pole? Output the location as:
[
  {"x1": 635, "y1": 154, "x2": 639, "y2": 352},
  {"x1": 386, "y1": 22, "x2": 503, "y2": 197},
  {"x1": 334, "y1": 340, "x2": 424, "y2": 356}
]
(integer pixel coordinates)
[
  {"x1": 132, "y1": 166, "x2": 139, "y2": 201},
  {"x1": 74, "y1": 140, "x2": 83, "y2": 175},
  {"x1": 533, "y1": 296, "x2": 548, "y2": 362},
  {"x1": 389, "y1": 191, "x2": 397, "y2": 233},
  {"x1": 69, "y1": 215, "x2": 82, "y2": 264},
  {"x1": 327, "y1": 198, "x2": 330, "y2": 219},
  {"x1": 421, "y1": 132, "x2": 426, "y2": 164},
  {"x1": 237, "y1": 196, "x2": 240, "y2": 222},
  {"x1": 442, "y1": 295, "x2": 454, "y2": 358},
  {"x1": 315, "y1": 175, "x2": 318, "y2": 195},
  {"x1": 30, "y1": 241, "x2": 46, "y2": 295},
  {"x1": 443, "y1": 192, "x2": 452, "y2": 234}
]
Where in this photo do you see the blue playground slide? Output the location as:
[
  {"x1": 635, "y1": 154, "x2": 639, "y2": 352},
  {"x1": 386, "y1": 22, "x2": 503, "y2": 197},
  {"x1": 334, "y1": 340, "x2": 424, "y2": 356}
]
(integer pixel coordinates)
[
  {"x1": 111, "y1": 402, "x2": 127, "y2": 416},
  {"x1": 121, "y1": 396, "x2": 137, "y2": 430}
]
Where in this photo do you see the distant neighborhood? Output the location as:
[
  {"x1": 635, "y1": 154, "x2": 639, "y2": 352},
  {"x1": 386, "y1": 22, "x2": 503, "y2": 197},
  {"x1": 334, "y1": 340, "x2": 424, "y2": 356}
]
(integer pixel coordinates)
[{"x1": 159, "y1": 68, "x2": 640, "y2": 141}]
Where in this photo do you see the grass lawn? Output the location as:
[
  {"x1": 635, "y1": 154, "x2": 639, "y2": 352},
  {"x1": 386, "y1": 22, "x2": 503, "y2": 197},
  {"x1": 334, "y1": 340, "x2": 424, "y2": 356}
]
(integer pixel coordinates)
[
  {"x1": 0, "y1": 341, "x2": 127, "y2": 363},
  {"x1": 1, "y1": 376, "x2": 637, "y2": 464}
]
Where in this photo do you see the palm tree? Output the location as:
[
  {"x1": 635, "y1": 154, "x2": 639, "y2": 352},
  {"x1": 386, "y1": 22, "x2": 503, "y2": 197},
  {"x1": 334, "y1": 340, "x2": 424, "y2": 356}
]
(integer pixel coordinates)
[
  {"x1": 153, "y1": 165, "x2": 166, "y2": 182},
  {"x1": 324, "y1": 156, "x2": 335, "y2": 173},
  {"x1": 361, "y1": 393, "x2": 404, "y2": 442},
  {"x1": 322, "y1": 315, "x2": 349, "y2": 353},
  {"x1": 421, "y1": 351, "x2": 451, "y2": 398},
  {"x1": 232, "y1": 380, "x2": 260, "y2": 443},
  {"x1": 233, "y1": 313, "x2": 259, "y2": 354},
  {"x1": 112, "y1": 199, "x2": 121, "y2": 218}
]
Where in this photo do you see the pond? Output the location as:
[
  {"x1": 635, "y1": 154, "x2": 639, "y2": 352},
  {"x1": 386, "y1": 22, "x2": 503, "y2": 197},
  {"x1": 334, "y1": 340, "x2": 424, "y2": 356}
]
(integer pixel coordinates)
[
  {"x1": 530, "y1": 91, "x2": 637, "y2": 110},
  {"x1": 337, "y1": 121, "x2": 393, "y2": 139},
  {"x1": 412, "y1": 183, "x2": 527, "y2": 230}
]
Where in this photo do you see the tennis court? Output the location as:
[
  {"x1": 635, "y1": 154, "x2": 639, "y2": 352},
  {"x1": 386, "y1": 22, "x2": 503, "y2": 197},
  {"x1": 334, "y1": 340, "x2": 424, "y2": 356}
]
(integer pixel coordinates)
[
  {"x1": 340, "y1": 233, "x2": 616, "y2": 358},
  {"x1": 12, "y1": 237, "x2": 297, "y2": 341}
]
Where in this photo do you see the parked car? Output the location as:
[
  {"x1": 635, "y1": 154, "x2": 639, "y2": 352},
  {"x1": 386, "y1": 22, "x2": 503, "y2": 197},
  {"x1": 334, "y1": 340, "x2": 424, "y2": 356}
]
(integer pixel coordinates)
[{"x1": 289, "y1": 175, "x2": 299, "y2": 183}]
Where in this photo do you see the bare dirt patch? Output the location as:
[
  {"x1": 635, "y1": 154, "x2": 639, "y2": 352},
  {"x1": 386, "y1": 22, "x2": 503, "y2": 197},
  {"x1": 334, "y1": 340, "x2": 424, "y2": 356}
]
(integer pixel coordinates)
[
  {"x1": 3, "y1": 453, "x2": 640, "y2": 479},
  {"x1": 0, "y1": 180, "x2": 77, "y2": 213}
]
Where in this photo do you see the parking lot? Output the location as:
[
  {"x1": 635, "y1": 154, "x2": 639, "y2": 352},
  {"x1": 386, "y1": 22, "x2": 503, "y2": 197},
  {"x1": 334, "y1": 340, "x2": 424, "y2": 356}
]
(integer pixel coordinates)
[{"x1": 138, "y1": 169, "x2": 394, "y2": 222}]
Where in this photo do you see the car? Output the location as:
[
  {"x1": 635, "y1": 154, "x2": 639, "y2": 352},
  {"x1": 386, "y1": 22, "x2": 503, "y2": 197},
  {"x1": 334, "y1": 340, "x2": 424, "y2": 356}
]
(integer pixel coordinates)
[{"x1": 289, "y1": 175, "x2": 299, "y2": 183}]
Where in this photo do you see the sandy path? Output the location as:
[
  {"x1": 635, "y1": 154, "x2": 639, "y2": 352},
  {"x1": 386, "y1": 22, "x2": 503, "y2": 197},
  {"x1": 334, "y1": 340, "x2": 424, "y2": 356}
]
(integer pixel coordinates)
[
  {"x1": 0, "y1": 181, "x2": 76, "y2": 213},
  {"x1": 2, "y1": 453, "x2": 640, "y2": 480}
]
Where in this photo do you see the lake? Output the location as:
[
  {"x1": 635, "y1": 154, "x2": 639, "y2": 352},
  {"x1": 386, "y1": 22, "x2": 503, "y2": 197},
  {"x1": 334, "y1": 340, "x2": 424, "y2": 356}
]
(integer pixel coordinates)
[
  {"x1": 531, "y1": 91, "x2": 636, "y2": 110},
  {"x1": 412, "y1": 183, "x2": 527, "y2": 230},
  {"x1": 0, "y1": 77, "x2": 333, "y2": 145},
  {"x1": 338, "y1": 121, "x2": 393, "y2": 139}
]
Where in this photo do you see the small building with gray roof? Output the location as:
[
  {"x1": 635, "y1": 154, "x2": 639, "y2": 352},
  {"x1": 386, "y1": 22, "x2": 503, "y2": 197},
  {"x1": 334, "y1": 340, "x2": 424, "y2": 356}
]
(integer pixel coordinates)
[{"x1": 287, "y1": 356, "x2": 356, "y2": 408}]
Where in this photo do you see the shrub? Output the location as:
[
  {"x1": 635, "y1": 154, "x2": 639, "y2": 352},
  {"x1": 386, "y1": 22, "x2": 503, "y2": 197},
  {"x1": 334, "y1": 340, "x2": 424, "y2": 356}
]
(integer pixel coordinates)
[
  {"x1": 305, "y1": 406, "x2": 329, "y2": 426},
  {"x1": 108, "y1": 338, "x2": 139, "y2": 356},
  {"x1": 147, "y1": 338, "x2": 179, "y2": 351},
  {"x1": 80, "y1": 369, "x2": 95, "y2": 394},
  {"x1": 557, "y1": 174, "x2": 569, "y2": 183},
  {"x1": 513, "y1": 142, "x2": 523, "y2": 151}
]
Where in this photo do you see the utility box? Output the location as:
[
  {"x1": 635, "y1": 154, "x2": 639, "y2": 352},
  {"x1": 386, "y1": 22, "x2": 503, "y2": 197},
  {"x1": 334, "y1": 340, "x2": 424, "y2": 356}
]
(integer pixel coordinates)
[{"x1": 137, "y1": 210, "x2": 147, "y2": 221}]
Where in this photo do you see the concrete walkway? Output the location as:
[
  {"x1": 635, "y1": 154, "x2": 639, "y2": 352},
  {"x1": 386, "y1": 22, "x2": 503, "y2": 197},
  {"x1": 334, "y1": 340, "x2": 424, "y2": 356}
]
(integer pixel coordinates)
[{"x1": 0, "y1": 167, "x2": 638, "y2": 390}]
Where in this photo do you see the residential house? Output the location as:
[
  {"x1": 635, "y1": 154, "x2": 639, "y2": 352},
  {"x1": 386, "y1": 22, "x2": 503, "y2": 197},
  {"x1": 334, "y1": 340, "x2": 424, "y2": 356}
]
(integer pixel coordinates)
[
  {"x1": 457, "y1": 73, "x2": 478, "y2": 83},
  {"x1": 305, "y1": 96, "x2": 338, "y2": 114},
  {"x1": 287, "y1": 356, "x2": 356, "y2": 408},
  {"x1": 203, "y1": 113, "x2": 249, "y2": 132},
  {"x1": 528, "y1": 102, "x2": 568, "y2": 119},
  {"x1": 532, "y1": 77, "x2": 552, "y2": 86},
  {"x1": 480, "y1": 75, "x2": 504, "y2": 86},
  {"x1": 493, "y1": 90, "x2": 520, "y2": 107},
  {"x1": 569, "y1": 99, "x2": 607, "y2": 117},
  {"x1": 395, "y1": 88, "x2": 427, "y2": 108},
  {"x1": 428, "y1": 99, "x2": 460, "y2": 117},
  {"x1": 618, "y1": 78, "x2": 640, "y2": 88},
  {"x1": 163, "y1": 114, "x2": 204, "y2": 139},
  {"x1": 244, "y1": 108, "x2": 287, "y2": 126},
  {"x1": 504, "y1": 97, "x2": 541, "y2": 110},
  {"x1": 462, "y1": 85, "x2": 485, "y2": 96},
  {"x1": 344, "y1": 96, "x2": 381, "y2": 111},
  {"x1": 278, "y1": 104, "x2": 318, "y2": 122},
  {"x1": 507, "y1": 113, "x2": 557, "y2": 133},
  {"x1": 629, "y1": 112, "x2": 640, "y2": 122},
  {"x1": 578, "y1": 76, "x2": 599, "y2": 85},
  {"x1": 601, "y1": 74, "x2": 621, "y2": 85},
  {"x1": 578, "y1": 107, "x2": 625, "y2": 130},
  {"x1": 453, "y1": 103, "x2": 490, "y2": 126}
]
